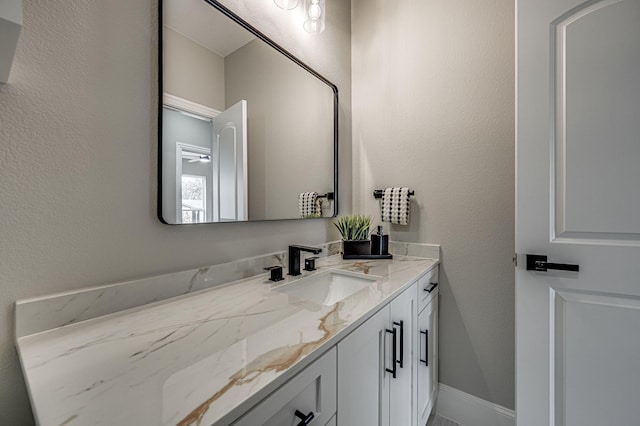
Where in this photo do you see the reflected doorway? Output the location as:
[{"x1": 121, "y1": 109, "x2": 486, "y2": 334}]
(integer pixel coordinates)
[{"x1": 161, "y1": 95, "x2": 248, "y2": 223}]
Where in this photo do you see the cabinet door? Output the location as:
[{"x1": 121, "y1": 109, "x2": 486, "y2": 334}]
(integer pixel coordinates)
[
  {"x1": 388, "y1": 282, "x2": 418, "y2": 426},
  {"x1": 417, "y1": 293, "x2": 438, "y2": 426},
  {"x1": 233, "y1": 347, "x2": 336, "y2": 426},
  {"x1": 337, "y1": 305, "x2": 390, "y2": 426}
]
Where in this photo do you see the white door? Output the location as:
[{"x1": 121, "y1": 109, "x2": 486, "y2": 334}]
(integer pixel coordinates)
[
  {"x1": 211, "y1": 100, "x2": 248, "y2": 221},
  {"x1": 516, "y1": 1, "x2": 640, "y2": 425}
]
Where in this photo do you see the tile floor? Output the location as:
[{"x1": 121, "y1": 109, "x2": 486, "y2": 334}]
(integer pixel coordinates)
[{"x1": 426, "y1": 413, "x2": 462, "y2": 426}]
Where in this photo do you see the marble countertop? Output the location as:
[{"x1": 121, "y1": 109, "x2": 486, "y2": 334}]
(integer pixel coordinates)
[{"x1": 16, "y1": 254, "x2": 438, "y2": 426}]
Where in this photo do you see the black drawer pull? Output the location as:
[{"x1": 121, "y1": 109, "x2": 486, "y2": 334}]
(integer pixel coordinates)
[
  {"x1": 294, "y1": 409, "x2": 315, "y2": 425},
  {"x1": 393, "y1": 320, "x2": 404, "y2": 368},
  {"x1": 385, "y1": 328, "x2": 397, "y2": 378},
  {"x1": 420, "y1": 329, "x2": 428, "y2": 366},
  {"x1": 424, "y1": 282, "x2": 438, "y2": 293}
]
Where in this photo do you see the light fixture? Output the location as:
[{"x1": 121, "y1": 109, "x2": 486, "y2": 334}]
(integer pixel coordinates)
[
  {"x1": 274, "y1": 0, "x2": 298, "y2": 10},
  {"x1": 273, "y1": 0, "x2": 326, "y2": 34},
  {"x1": 303, "y1": 0, "x2": 325, "y2": 33}
]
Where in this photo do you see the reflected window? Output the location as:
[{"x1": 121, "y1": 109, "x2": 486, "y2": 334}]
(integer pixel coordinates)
[{"x1": 181, "y1": 174, "x2": 206, "y2": 223}]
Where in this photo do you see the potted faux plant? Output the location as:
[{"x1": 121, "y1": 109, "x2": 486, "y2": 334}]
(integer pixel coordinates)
[{"x1": 334, "y1": 215, "x2": 372, "y2": 257}]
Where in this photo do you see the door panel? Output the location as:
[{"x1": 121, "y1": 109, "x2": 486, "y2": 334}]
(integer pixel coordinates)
[
  {"x1": 551, "y1": 289, "x2": 640, "y2": 425},
  {"x1": 517, "y1": 0, "x2": 640, "y2": 425},
  {"x1": 552, "y1": 0, "x2": 640, "y2": 241},
  {"x1": 211, "y1": 100, "x2": 248, "y2": 222}
]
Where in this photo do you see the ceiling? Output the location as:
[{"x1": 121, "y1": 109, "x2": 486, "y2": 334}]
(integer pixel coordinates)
[{"x1": 163, "y1": 0, "x2": 256, "y2": 57}]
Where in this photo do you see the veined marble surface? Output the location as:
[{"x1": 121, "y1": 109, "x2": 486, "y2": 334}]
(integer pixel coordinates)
[
  {"x1": 389, "y1": 241, "x2": 440, "y2": 259},
  {"x1": 15, "y1": 241, "x2": 344, "y2": 339},
  {"x1": 16, "y1": 250, "x2": 437, "y2": 426}
]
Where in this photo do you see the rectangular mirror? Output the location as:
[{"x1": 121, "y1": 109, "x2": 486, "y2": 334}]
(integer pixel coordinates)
[{"x1": 159, "y1": 0, "x2": 338, "y2": 224}]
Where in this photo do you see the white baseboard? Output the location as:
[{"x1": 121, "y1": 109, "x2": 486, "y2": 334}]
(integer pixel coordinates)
[{"x1": 435, "y1": 384, "x2": 515, "y2": 426}]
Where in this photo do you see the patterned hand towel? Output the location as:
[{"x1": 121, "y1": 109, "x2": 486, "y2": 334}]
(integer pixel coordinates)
[
  {"x1": 315, "y1": 197, "x2": 323, "y2": 216},
  {"x1": 299, "y1": 192, "x2": 320, "y2": 217},
  {"x1": 380, "y1": 187, "x2": 411, "y2": 225}
]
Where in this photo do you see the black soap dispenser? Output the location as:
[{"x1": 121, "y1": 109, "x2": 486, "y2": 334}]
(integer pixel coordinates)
[{"x1": 370, "y1": 226, "x2": 389, "y2": 256}]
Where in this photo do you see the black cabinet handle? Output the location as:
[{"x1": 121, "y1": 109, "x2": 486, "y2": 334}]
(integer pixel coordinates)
[
  {"x1": 424, "y1": 282, "x2": 438, "y2": 293},
  {"x1": 420, "y1": 329, "x2": 428, "y2": 366},
  {"x1": 393, "y1": 320, "x2": 404, "y2": 368},
  {"x1": 385, "y1": 328, "x2": 397, "y2": 378},
  {"x1": 526, "y1": 254, "x2": 579, "y2": 272},
  {"x1": 294, "y1": 409, "x2": 315, "y2": 425}
]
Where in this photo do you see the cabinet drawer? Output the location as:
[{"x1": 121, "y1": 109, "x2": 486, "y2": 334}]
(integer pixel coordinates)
[
  {"x1": 233, "y1": 347, "x2": 337, "y2": 426},
  {"x1": 417, "y1": 266, "x2": 439, "y2": 313}
]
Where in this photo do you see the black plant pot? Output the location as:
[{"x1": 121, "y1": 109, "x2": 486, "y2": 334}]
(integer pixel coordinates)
[{"x1": 342, "y1": 240, "x2": 371, "y2": 257}]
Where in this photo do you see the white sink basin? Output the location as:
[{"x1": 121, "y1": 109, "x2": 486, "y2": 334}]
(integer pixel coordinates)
[{"x1": 275, "y1": 269, "x2": 380, "y2": 306}]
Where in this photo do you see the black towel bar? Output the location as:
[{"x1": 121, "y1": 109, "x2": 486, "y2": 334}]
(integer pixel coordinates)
[
  {"x1": 373, "y1": 189, "x2": 415, "y2": 199},
  {"x1": 317, "y1": 192, "x2": 334, "y2": 200}
]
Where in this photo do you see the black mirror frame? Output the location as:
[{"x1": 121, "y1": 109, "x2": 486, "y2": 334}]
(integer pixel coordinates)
[{"x1": 157, "y1": 0, "x2": 339, "y2": 224}]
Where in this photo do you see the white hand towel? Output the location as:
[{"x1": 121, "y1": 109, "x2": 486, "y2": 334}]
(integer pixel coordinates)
[
  {"x1": 299, "y1": 192, "x2": 320, "y2": 217},
  {"x1": 380, "y1": 187, "x2": 411, "y2": 225}
]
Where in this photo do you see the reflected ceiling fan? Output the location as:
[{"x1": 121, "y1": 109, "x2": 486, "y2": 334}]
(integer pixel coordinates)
[{"x1": 182, "y1": 152, "x2": 212, "y2": 163}]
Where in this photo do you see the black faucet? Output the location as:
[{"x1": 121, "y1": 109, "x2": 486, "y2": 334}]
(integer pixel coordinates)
[{"x1": 288, "y1": 245, "x2": 322, "y2": 276}]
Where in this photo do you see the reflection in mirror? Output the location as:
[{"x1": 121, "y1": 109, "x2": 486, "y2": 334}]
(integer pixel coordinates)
[{"x1": 159, "y1": 0, "x2": 338, "y2": 224}]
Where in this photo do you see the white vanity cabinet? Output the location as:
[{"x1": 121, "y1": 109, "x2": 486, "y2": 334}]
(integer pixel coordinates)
[
  {"x1": 15, "y1": 252, "x2": 440, "y2": 426},
  {"x1": 336, "y1": 281, "x2": 419, "y2": 426},
  {"x1": 233, "y1": 347, "x2": 337, "y2": 426},
  {"x1": 417, "y1": 283, "x2": 439, "y2": 426}
]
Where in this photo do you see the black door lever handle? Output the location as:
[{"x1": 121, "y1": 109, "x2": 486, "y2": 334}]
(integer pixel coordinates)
[{"x1": 526, "y1": 254, "x2": 579, "y2": 272}]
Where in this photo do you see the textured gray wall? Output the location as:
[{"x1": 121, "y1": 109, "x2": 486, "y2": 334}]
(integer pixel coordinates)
[
  {"x1": 0, "y1": 0, "x2": 351, "y2": 424},
  {"x1": 163, "y1": 26, "x2": 226, "y2": 111},
  {"x1": 351, "y1": 0, "x2": 515, "y2": 409}
]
